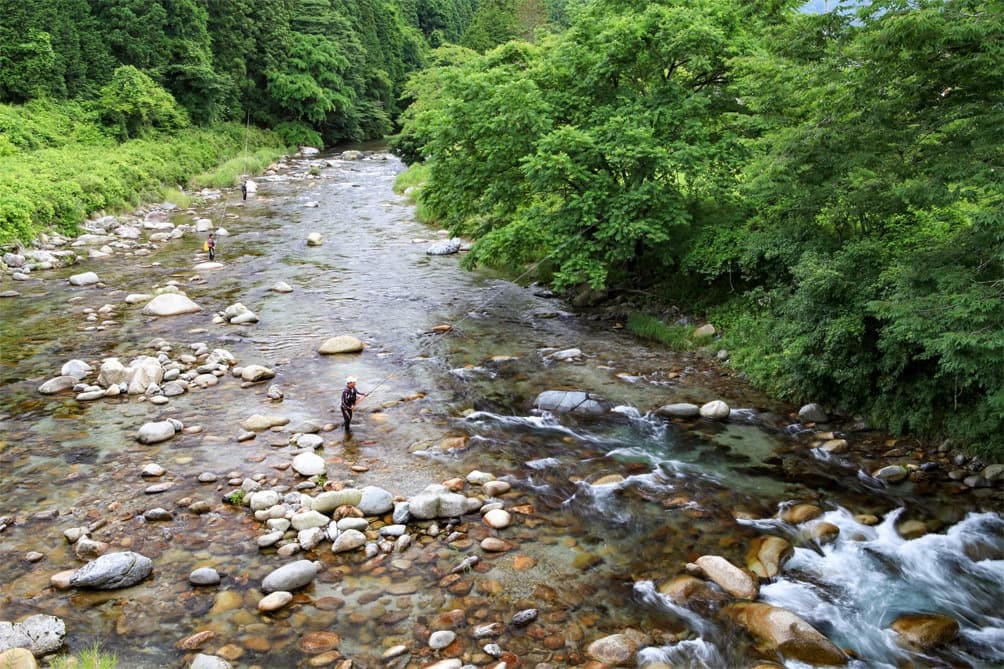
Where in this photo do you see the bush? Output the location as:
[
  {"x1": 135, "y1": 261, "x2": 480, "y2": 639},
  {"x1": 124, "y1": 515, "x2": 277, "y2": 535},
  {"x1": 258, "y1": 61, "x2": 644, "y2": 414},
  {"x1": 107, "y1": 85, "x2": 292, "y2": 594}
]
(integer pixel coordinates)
[
  {"x1": 49, "y1": 643, "x2": 118, "y2": 669},
  {"x1": 625, "y1": 313, "x2": 701, "y2": 351}
]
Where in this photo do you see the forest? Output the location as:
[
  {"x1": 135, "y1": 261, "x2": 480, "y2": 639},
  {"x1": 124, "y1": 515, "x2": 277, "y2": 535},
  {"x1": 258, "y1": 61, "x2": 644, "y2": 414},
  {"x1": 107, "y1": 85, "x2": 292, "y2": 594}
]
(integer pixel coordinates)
[{"x1": 1, "y1": 0, "x2": 1001, "y2": 455}]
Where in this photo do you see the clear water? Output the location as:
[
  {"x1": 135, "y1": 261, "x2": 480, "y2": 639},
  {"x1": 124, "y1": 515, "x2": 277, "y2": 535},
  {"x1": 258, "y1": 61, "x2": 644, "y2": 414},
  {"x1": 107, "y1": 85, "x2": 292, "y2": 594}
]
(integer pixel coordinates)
[{"x1": 0, "y1": 151, "x2": 1000, "y2": 668}]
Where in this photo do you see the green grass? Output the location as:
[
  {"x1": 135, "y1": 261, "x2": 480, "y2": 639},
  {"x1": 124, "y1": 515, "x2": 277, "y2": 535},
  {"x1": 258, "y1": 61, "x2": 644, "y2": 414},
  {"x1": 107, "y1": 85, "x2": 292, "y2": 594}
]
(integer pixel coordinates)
[
  {"x1": 48, "y1": 643, "x2": 118, "y2": 669},
  {"x1": 625, "y1": 312, "x2": 709, "y2": 350},
  {"x1": 392, "y1": 162, "x2": 428, "y2": 198},
  {"x1": 189, "y1": 147, "x2": 287, "y2": 189}
]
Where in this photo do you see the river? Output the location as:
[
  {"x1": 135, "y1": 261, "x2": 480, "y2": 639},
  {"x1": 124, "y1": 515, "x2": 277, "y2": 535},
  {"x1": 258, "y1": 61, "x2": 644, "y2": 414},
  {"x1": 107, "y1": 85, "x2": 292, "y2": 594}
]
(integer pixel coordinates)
[{"x1": 0, "y1": 150, "x2": 1001, "y2": 668}]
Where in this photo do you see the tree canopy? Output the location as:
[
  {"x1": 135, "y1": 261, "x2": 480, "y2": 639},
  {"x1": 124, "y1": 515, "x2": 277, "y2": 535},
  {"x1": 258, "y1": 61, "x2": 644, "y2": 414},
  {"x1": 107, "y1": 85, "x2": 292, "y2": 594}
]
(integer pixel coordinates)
[{"x1": 393, "y1": 0, "x2": 1004, "y2": 455}]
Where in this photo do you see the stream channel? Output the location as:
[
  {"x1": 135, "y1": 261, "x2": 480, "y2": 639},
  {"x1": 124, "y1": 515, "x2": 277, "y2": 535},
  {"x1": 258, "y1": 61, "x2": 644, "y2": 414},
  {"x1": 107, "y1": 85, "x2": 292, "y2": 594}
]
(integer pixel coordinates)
[{"x1": 0, "y1": 150, "x2": 1001, "y2": 669}]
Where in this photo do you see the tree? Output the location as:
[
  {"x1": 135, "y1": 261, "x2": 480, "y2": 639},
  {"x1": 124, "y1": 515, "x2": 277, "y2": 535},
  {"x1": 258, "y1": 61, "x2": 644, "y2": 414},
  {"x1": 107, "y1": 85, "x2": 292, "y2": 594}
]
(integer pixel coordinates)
[{"x1": 98, "y1": 66, "x2": 189, "y2": 139}]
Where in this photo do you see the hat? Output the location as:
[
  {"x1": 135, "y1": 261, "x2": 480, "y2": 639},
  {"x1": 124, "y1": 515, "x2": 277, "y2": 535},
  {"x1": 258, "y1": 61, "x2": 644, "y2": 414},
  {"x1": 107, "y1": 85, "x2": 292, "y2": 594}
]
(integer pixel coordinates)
[{"x1": 346, "y1": 376, "x2": 357, "y2": 384}]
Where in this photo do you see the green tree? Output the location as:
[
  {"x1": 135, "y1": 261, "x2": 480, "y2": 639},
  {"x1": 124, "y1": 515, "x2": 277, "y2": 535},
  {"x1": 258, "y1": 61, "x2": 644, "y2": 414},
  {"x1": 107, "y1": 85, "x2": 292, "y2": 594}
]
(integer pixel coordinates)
[{"x1": 97, "y1": 66, "x2": 190, "y2": 139}]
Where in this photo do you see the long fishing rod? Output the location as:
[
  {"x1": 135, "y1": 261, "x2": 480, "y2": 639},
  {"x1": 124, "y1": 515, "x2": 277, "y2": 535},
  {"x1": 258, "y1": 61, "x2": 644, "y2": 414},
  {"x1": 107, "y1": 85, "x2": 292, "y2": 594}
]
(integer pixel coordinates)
[{"x1": 352, "y1": 372, "x2": 396, "y2": 409}]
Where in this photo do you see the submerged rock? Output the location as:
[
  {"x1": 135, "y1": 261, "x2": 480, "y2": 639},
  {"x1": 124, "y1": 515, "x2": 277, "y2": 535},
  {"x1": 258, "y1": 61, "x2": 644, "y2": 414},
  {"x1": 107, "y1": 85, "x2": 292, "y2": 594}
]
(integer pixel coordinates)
[
  {"x1": 262, "y1": 560, "x2": 318, "y2": 592},
  {"x1": 724, "y1": 602, "x2": 848, "y2": 666},
  {"x1": 318, "y1": 335, "x2": 364, "y2": 354},
  {"x1": 142, "y1": 293, "x2": 201, "y2": 316},
  {"x1": 534, "y1": 390, "x2": 608, "y2": 415},
  {"x1": 0, "y1": 614, "x2": 66, "y2": 656}
]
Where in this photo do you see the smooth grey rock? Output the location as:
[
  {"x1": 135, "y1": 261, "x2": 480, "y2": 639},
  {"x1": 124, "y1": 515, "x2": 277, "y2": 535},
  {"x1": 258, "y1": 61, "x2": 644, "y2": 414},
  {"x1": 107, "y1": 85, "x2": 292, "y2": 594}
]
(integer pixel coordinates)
[
  {"x1": 68, "y1": 272, "x2": 99, "y2": 286},
  {"x1": 142, "y1": 293, "x2": 201, "y2": 316},
  {"x1": 189, "y1": 567, "x2": 221, "y2": 586},
  {"x1": 657, "y1": 403, "x2": 701, "y2": 418},
  {"x1": 534, "y1": 390, "x2": 607, "y2": 415},
  {"x1": 190, "y1": 654, "x2": 233, "y2": 669},
  {"x1": 798, "y1": 403, "x2": 829, "y2": 423},
  {"x1": 357, "y1": 486, "x2": 394, "y2": 516},
  {"x1": 313, "y1": 489, "x2": 362, "y2": 514},
  {"x1": 261, "y1": 560, "x2": 318, "y2": 593},
  {"x1": 331, "y1": 529, "x2": 367, "y2": 553},
  {"x1": 69, "y1": 552, "x2": 153, "y2": 589},
  {"x1": 38, "y1": 376, "x2": 78, "y2": 395},
  {"x1": 700, "y1": 400, "x2": 731, "y2": 420},
  {"x1": 136, "y1": 420, "x2": 177, "y2": 445}
]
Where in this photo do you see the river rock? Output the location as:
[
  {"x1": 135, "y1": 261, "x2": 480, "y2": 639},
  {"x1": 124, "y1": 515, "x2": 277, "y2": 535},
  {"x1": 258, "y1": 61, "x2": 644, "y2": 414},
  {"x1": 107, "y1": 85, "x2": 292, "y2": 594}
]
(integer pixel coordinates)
[
  {"x1": 70, "y1": 551, "x2": 153, "y2": 589},
  {"x1": 0, "y1": 648, "x2": 37, "y2": 668},
  {"x1": 60, "y1": 359, "x2": 93, "y2": 379},
  {"x1": 724, "y1": 602, "x2": 847, "y2": 666},
  {"x1": 534, "y1": 390, "x2": 608, "y2": 415},
  {"x1": 889, "y1": 613, "x2": 960, "y2": 650},
  {"x1": 291, "y1": 510, "x2": 329, "y2": 531},
  {"x1": 426, "y1": 238, "x2": 462, "y2": 255},
  {"x1": 261, "y1": 560, "x2": 318, "y2": 592},
  {"x1": 270, "y1": 281, "x2": 293, "y2": 293},
  {"x1": 68, "y1": 272, "x2": 99, "y2": 286},
  {"x1": 313, "y1": 489, "x2": 362, "y2": 514},
  {"x1": 872, "y1": 465, "x2": 909, "y2": 483},
  {"x1": 38, "y1": 376, "x2": 78, "y2": 395},
  {"x1": 0, "y1": 614, "x2": 65, "y2": 657},
  {"x1": 331, "y1": 529, "x2": 367, "y2": 553},
  {"x1": 97, "y1": 358, "x2": 128, "y2": 386},
  {"x1": 249, "y1": 490, "x2": 280, "y2": 511},
  {"x1": 142, "y1": 293, "x2": 201, "y2": 316},
  {"x1": 241, "y1": 414, "x2": 289, "y2": 431},
  {"x1": 189, "y1": 568, "x2": 221, "y2": 586},
  {"x1": 699, "y1": 400, "x2": 731, "y2": 420},
  {"x1": 190, "y1": 654, "x2": 232, "y2": 669},
  {"x1": 745, "y1": 536, "x2": 793, "y2": 580},
  {"x1": 292, "y1": 452, "x2": 326, "y2": 476},
  {"x1": 781, "y1": 504, "x2": 822, "y2": 524},
  {"x1": 695, "y1": 555, "x2": 759, "y2": 599},
  {"x1": 241, "y1": 364, "x2": 275, "y2": 382},
  {"x1": 307, "y1": 233, "x2": 323, "y2": 246},
  {"x1": 408, "y1": 485, "x2": 469, "y2": 520},
  {"x1": 258, "y1": 591, "x2": 293, "y2": 613},
  {"x1": 127, "y1": 355, "x2": 164, "y2": 394},
  {"x1": 136, "y1": 420, "x2": 177, "y2": 444},
  {"x1": 357, "y1": 486, "x2": 394, "y2": 515},
  {"x1": 586, "y1": 633, "x2": 638, "y2": 665},
  {"x1": 318, "y1": 336, "x2": 364, "y2": 354},
  {"x1": 428, "y1": 630, "x2": 456, "y2": 649},
  {"x1": 798, "y1": 403, "x2": 829, "y2": 423},
  {"x1": 483, "y1": 509, "x2": 511, "y2": 529},
  {"x1": 656, "y1": 403, "x2": 701, "y2": 418}
]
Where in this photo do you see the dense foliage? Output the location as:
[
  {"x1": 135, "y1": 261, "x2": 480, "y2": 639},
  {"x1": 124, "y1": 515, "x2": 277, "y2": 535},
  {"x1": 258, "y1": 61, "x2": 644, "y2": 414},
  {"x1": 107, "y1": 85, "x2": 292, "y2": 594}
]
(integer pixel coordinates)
[
  {"x1": 0, "y1": 0, "x2": 488, "y2": 146},
  {"x1": 0, "y1": 100, "x2": 283, "y2": 245},
  {"x1": 393, "y1": 0, "x2": 1004, "y2": 456}
]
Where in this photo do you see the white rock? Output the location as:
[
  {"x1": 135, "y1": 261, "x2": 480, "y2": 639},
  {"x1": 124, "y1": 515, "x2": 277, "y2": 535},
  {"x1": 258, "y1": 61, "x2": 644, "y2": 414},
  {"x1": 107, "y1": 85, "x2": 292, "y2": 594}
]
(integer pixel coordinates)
[
  {"x1": 483, "y1": 509, "x2": 512, "y2": 529},
  {"x1": 291, "y1": 452, "x2": 326, "y2": 477},
  {"x1": 136, "y1": 421, "x2": 177, "y2": 444},
  {"x1": 699, "y1": 400, "x2": 731, "y2": 420},
  {"x1": 68, "y1": 272, "x2": 99, "y2": 286},
  {"x1": 306, "y1": 232, "x2": 323, "y2": 246},
  {"x1": 142, "y1": 293, "x2": 201, "y2": 316}
]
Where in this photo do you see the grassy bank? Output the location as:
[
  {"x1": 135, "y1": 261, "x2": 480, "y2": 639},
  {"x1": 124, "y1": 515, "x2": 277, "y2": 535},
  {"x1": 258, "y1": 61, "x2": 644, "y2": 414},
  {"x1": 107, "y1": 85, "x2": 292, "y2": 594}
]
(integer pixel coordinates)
[{"x1": 0, "y1": 101, "x2": 287, "y2": 247}]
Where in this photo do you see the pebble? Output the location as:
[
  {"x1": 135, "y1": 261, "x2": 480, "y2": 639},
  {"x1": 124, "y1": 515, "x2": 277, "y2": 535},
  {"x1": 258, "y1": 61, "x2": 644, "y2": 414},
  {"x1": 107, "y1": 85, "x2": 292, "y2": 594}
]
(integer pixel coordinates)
[{"x1": 258, "y1": 591, "x2": 293, "y2": 612}]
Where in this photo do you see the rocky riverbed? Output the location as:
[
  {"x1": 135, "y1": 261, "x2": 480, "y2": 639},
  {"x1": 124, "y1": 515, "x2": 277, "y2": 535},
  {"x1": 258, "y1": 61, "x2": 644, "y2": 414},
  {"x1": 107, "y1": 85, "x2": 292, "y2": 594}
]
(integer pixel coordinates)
[{"x1": 1, "y1": 148, "x2": 1001, "y2": 669}]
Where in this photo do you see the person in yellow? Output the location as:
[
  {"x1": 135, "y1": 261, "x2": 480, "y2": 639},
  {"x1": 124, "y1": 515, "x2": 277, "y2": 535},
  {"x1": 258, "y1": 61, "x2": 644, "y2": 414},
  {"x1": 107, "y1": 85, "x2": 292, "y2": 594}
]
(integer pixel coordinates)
[{"x1": 206, "y1": 233, "x2": 216, "y2": 260}]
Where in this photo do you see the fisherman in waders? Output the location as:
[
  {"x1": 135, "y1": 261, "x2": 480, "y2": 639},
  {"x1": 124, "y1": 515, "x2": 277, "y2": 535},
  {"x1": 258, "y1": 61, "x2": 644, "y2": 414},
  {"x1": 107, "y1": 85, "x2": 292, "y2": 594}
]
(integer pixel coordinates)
[{"x1": 340, "y1": 376, "x2": 367, "y2": 431}]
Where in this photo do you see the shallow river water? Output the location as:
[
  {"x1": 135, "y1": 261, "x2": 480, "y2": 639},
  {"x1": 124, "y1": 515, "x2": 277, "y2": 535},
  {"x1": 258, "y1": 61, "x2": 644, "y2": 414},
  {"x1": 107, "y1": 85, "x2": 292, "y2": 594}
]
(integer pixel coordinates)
[{"x1": 0, "y1": 150, "x2": 1001, "y2": 669}]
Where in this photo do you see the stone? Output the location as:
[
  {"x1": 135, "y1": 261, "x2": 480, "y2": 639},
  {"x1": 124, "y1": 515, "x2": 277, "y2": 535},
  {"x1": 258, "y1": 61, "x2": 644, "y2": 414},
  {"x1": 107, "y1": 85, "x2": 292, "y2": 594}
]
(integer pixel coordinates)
[
  {"x1": 0, "y1": 614, "x2": 65, "y2": 656},
  {"x1": 798, "y1": 403, "x2": 829, "y2": 423},
  {"x1": 261, "y1": 560, "x2": 318, "y2": 593},
  {"x1": 699, "y1": 400, "x2": 731, "y2": 420},
  {"x1": 695, "y1": 555, "x2": 759, "y2": 599},
  {"x1": 745, "y1": 536, "x2": 794, "y2": 580},
  {"x1": 0, "y1": 648, "x2": 38, "y2": 668},
  {"x1": 781, "y1": 504, "x2": 822, "y2": 524},
  {"x1": 69, "y1": 552, "x2": 153, "y2": 589},
  {"x1": 428, "y1": 630, "x2": 456, "y2": 650},
  {"x1": 142, "y1": 293, "x2": 201, "y2": 316},
  {"x1": 724, "y1": 602, "x2": 847, "y2": 666},
  {"x1": 313, "y1": 489, "x2": 362, "y2": 514},
  {"x1": 872, "y1": 465, "x2": 909, "y2": 483},
  {"x1": 189, "y1": 568, "x2": 221, "y2": 586},
  {"x1": 258, "y1": 591, "x2": 294, "y2": 613},
  {"x1": 60, "y1": 359, "x2": 93, "y2": 379},
  {"x1": 38, "y1": 376, "x2": 78, "y2": 395},
  {"x1": 890, "y1": 613, "x2": 960, "y2": 650},
  {"x1": 426, "y1": 238, "x2": 462, "y2": 255},
  {"x1": 656, "y1": 403, "x2": 701, "y2": 418},
  {"x1": 241, "y1": 365, "x2": 275, "y2": 382},
  {"x1": 136, "y1": 420, "x2": 177, "y2": 445},
  {"x1": 318, "y1": 335, "x2": 364, "y2": 354},
  {"x1": 483, "y1": 509, "x2": 511, "y2": 529},
  {"x1": 331, "y1": 529, "x2": 367, "y2": 553},
  {"x1": 357, "y1": 486, "x2": 394, "y2": 516},
  {"x1": 534, "y1": 390, "x2": 607, "y2": 415},
  {"x1": 586, "y1": 634, "x2": 638, "y2": 665},
  {"x1": 189, "y1": 654, "x2": 233, "y2": 669},
  {"x1": 292, "y1": 452, "x2": 326, "y2": 477},
  {"x1": 307, "y1": 232, "x2": 323, "y2": 246},
  {"x1": 68, "y1": 272, "x2": 99, "y2": 286}
]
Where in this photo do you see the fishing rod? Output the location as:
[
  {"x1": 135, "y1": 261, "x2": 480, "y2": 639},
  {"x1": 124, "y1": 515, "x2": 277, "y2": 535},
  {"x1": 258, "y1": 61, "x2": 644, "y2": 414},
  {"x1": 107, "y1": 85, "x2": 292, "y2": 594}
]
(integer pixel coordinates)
[{"x1": 351, "y1": 372, "x2": 395, "y2": 409}]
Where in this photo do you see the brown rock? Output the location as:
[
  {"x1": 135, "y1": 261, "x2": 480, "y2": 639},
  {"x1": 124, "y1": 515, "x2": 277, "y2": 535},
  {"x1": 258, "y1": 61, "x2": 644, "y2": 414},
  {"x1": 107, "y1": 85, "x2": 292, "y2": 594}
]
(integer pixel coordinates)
[
  {"x1": 745, "y1": 536, "x2": 794, "y2": 580},
  {"x1": 0, "y1": 648, "x2": 37, "y2": 669},
  {"x1": 810, "y1": 522, "x2": 840, "y2": 545},
  {"x1": 586, "y1": 633, "x2": 638, "y2": 665},
  {"x1": 299, "y1": 631, "x2": 342, "y2": 654},
  {"x1": 695, "y1": 555, "x2": 759, "y2": 599},
  {"x1": 176, "y1": 630, "x2": 216, "y2": 650},
  {"x1": 658, "y1": 575, "x2": 719, "y2": 604},
  {"x1": 890, "y1": 613, "x2": 960, "y2": 650},
  {"x1": 781, "y1": 504, "x2": 822, "y2": 524},
  {"x1": 724, "y1": 602, "x2": 847, "y2": 666},
  {"x1": 480, "y1": 537, "x2": 512, "y2": 552}
]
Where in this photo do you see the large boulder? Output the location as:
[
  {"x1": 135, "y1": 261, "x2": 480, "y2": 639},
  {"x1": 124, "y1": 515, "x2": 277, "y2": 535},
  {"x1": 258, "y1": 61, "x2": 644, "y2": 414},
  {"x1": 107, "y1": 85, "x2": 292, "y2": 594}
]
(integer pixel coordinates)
[
  {"x1": 69, "y1": 552, "x2": 153, "y2": 589},
  {"x1": 38, "y1": 376, "x2": 78, "y2": 395},
  {"x1": 136, "y1": 421, "x2": 177, "y2": 444},
  {"x1": 426, "y1": 238, "x2": 462, "y2": 255},
  {"x1": 0, "y1": 614, "x2": 66, "y2": 656},
  {"x1": 142, "y1": 293, "x2": 202, "y2": 316},
  {"x1": 318, "y1": 336, "x2": 364, "y2": 354},
  {"x1": 127, "y1": 355, "x2": 164, "y2": 394},
  {"x1": 534, "y1": 390, "x2": 608, "y2": 416},
  {"x1": 408, "y1": 484, "x2": 469, "y2": 520},
  {"x1": 889, "y1": 613, "x2": 960, "y2": 650},
  {"x1": 96, "y1": 358, "x2": 128, "y2": 387},
  {"x1": 724, "y1": 603, "x2": 848, "y2": 666}
]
